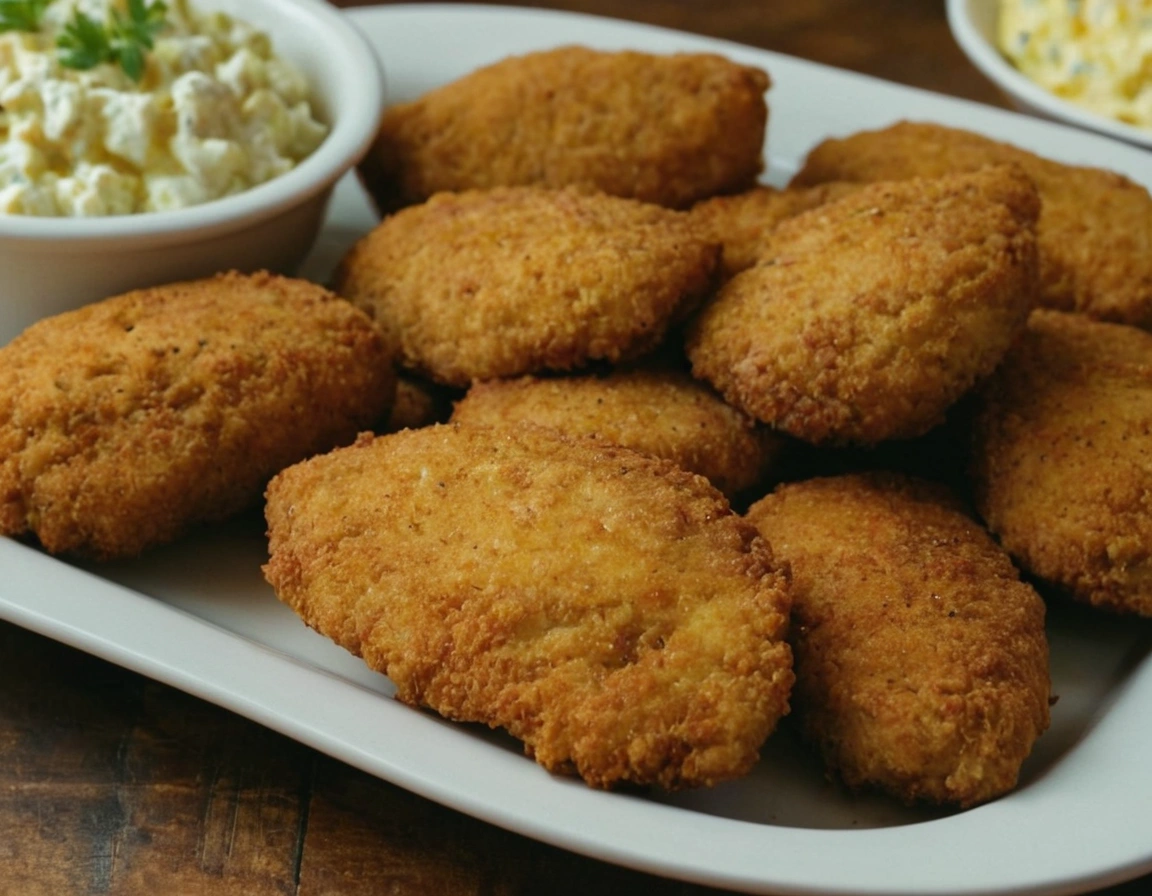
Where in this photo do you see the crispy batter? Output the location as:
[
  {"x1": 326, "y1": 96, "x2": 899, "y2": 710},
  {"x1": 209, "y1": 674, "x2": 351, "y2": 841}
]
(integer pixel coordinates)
[
  {"x1": 360, "y1": 46, "x2": 770, "y2": 212},
  {"x1": 746, "y1": 473, "x2": 1050, "y2": 808},
  {"x1": 0, "y1": 272, "x2": 393, "y2": 560},
  {"x1": 686, "y1": 166, "x2": 1040, "y2": 445},
  {"x1": 689, "y1": 182, "x2": 858, "y2": 278},
  {"x1": 263, "y1": 424, "x2": 794, "y2": 790},
  {"x1": 335, "y1": 187, "x2": 719, "y2": 387},
  {"x1": 451, "y1": 366, "x2": 783, "y2": 497},
  {"x1": 791, "y1": 120, "x2": 1152, "y2": 328},
  {"x1": 972, "y1": 310, "x2": 1152, "y2": 616}
]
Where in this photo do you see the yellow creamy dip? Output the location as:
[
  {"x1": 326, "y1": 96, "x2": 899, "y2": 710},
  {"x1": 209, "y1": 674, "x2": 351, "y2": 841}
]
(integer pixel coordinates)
[{"x1": 998, "y1": 0, "x2": 1152, "y2": 130}]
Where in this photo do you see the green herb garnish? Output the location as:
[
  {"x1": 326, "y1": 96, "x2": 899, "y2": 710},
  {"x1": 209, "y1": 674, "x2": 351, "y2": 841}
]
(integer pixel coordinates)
[
  {"x1": 0, "y1": 0, "x2": 51, "y2": 33},
  {"x1": 57, "y1": 0, "x2": 168, "y2": 82},
  {"x1": 56, "y1": 11, "x2": 109, "y2": 69}
]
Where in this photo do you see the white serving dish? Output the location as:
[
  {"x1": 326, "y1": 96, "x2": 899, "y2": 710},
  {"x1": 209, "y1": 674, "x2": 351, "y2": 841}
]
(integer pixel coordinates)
[
  {"x1": 0, "y1": 0, "x2": 384, "y2": 345},
  {"x1": 947, "y1": 0, "x2": 1152, "y2": 149},
  {"x1": 3, "y1": 5, "x2": 1152, "y2": 895}
]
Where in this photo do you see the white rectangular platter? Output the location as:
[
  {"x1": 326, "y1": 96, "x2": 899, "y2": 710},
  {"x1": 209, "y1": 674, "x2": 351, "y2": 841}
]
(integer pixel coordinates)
[{"x1": 3, "y1": 5, "x2": 1152, "y2": 895}]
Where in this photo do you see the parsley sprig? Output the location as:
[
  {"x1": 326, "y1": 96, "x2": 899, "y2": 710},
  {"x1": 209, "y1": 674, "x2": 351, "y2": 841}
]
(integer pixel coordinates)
[
  {"x1": 57, "y1": 0, "x2": 169, "y2": 82},
  {"x1": 0, "y1": 0, "x2": 51, "y2": 33}
]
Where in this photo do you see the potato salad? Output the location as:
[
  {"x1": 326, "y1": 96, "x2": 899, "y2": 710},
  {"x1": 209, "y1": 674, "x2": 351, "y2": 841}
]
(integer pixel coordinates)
[
  {"x1": 998, "y1": 0, "x2": 1152, "y2": 131},
  {"x1": 0, "y1": 0, "x2": 328, "y2": 216}
]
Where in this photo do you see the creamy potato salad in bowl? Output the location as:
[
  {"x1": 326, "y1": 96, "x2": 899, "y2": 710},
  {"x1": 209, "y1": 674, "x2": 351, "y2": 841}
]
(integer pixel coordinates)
[
  {"x1": 0, "y1": 0, "x2": 384, "y2": 343},
  {"x1": 947, "y1": 0, "x2": 1152, "y2": 149}
]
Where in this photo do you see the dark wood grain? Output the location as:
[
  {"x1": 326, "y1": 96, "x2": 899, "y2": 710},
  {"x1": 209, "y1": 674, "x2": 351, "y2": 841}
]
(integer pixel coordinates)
[
  {"x1": 0, "y1": 623, "x2": 311, "y2": 895},
  {"x1": 331, "y1": 0, "x2": 1010, "y2": 107},
  {"x1": 3, "y1": 2, "x2": 1149, "y2": 895}
]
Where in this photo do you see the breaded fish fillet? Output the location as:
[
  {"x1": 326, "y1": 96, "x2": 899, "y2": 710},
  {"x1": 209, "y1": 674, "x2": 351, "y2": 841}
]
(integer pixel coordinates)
[
  {"x1": 973, "y1": 310, "x2": 1152, "y2": 616},
  {"x1": 335, "y1": 187, "x2": 719, "y2": 387},
  {"x1": 688, "y1": 182, "x2": 858, "y2": 279},
  {"x1": 791, "y1": 120, "x2": 1152, "y2": 328},
  {"x1": 360, "y1": 46, "x2": 770, "y2": 212},
  {"x1": 264, "y1": 424, "x2": 794, "y2": 790},
  {"x1": 0, "y1": 272, "x2": 393, "y2": 560},
  {"x1": 686, "y1": 165, "x2": 1039, "y2": 445},
  {"x1": 746, "y1": 473, "x2": 1050, "y2": 808},
  {"x1": 451, "y1": 366, "x2": 783, "y2": 497}
]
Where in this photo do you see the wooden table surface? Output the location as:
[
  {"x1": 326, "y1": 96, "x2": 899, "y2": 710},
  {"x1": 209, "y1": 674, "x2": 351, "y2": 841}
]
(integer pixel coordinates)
[{"x1": 3, "y1": 2, "x2": 1148, "y2": 895}]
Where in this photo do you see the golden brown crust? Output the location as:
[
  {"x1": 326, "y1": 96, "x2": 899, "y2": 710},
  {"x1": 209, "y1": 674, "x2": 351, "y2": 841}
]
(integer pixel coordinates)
[
  {"x1": 791, "y1": 120, "x2": 1152, "y2": 328},
  {"x1": 688, "y1": 182, "x2": 859, "y2": 278},
  {"x1": 686, "y1": 165, "x2": 1040, "y2": 445},
  {"x1": 0, "y1": 272, "x2": 394, "y2": 560},
  {"x1": 263, "y1": 424, "x2": 794, "y2": 790},
  {"x1": 334, "y1": 187, "x2": 719, "y2": 387},
  {"x1": 746, "y1": 473, "x2": 1050, "y2": 808},
  {"x1": 360, "y1": 46, "x2": 770, "y2": 212},
  {"x1": 450, "y1": 366, "x2": 783, "y2": 497},
  {"x1": 972, "y1": 310, "x2": 1152, "y2": 616}
]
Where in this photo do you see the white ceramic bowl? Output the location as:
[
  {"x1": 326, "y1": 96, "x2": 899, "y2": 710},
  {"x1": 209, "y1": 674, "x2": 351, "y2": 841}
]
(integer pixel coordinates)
[
  {"x1": 0, "y1": 0, "x2": 384, "y2": 345},
  {"x1": 947, "y1": 0, "x2": 1152, "y2": 150}
]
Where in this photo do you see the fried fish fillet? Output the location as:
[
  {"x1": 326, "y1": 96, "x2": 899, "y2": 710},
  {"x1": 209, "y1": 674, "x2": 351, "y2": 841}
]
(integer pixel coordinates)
[
  {"x1": 686, "y1": 165, "x2": 1040, "y2": 445},
  {"x1": 972, "y1": 309, "x2": 1152, "y2": 616},
  {"x1": 746, "y1": 473, "x2": 1050, "y2": 808},
  {"x1": 688, "y1": 182, "x2": 858, "y2": 278},
  {"x1": 791, "y1": 120, "x2": 1152, "y2": 328},
  {"x1": 335, "y1": 187, "x2": 719, "y2": 387},
  {"x1": 264, "y1": 424, "x2": 794, "y2": 790},
  {"x1": 360, "y1": 46, "x2": 770, "y2": 212},
  {"x1": 451, "y1": 366, "x2": 783, "y2": 498},
  {"x1": 0, "y1": 272, "x2": 393, "y2": 560}
]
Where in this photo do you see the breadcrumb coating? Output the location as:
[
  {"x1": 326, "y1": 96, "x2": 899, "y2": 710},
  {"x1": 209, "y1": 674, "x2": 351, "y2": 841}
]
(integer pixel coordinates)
[
  {"x1": 264, "y1": 424, "x2": 794, "y2": 790},
  {"x1": 451, "y1": 366, "x2": 782, "y2": 498},
  {"x1": 689, "y1": 182, "x2": 858, "y2": 278},
  {"x1": 686, "y1": 165, "x2": 1039, "y2": 445},
  {"x1": 335, "y1": 187, "x2": 719, "y2": 387},
  {"x1": 746, "y1": 473, "x2": 1050, "y2": 808},
  {"x1": 360, "y1": 46, "x2": 770, "y2": 211},
  {"x1": 791, "y1": 120, "x2": 1152, "y2": 328},
  {"x1": 973, "y1": 309, "x2": 1152, "y2": 616},
  {"x1": 0, "y1": 272, "x2": 394, "y2": 559}
]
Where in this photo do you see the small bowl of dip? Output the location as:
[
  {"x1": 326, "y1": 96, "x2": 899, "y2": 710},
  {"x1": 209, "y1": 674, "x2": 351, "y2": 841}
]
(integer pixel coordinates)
[
  {"x1": 0, "y1": 0, "x2": 384, "y2": 344},
  {"x1": 947, "y1": 0, "x2": 1152, "y2": 149}
]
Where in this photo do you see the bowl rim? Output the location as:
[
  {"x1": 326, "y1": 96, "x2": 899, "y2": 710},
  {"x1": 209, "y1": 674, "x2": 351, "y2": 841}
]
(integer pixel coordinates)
[
  {"x1": 0, "y1": 0, "x2": 385, "y2": 245},
  {"x1": 945, "y1": 0, "x2": 1152, "y2": 150}
]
